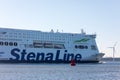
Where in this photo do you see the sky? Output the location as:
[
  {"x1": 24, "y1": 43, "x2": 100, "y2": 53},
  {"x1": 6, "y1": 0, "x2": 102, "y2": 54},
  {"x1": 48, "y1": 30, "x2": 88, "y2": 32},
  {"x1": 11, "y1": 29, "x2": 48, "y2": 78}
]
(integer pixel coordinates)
[{"x1": 0, "y1": 0, "x2": 120, "y2": 57}]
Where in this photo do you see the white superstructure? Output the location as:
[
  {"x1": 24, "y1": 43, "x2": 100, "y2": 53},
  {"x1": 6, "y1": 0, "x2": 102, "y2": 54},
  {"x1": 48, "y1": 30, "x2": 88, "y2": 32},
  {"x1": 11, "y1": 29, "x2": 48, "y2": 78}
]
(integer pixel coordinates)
[{"x1": 0, "y1": 28, "x2": 104, "y2": 63}]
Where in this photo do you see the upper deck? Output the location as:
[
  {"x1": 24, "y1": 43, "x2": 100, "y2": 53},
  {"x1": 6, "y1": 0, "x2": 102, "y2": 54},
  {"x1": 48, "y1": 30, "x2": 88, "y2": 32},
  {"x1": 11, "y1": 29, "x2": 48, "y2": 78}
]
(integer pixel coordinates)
[{"x1": 0, "y1": 28, "x2": 96, "y2": 42}]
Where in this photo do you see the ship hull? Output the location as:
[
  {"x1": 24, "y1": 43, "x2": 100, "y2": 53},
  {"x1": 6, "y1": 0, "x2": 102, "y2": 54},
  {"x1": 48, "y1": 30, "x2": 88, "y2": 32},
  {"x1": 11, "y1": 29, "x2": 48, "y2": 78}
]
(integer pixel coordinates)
[
  {"x1": 0, "y1": 28, "x2": 104, "y2": 63},
  {"x1": 0, "y1": 59, "x2": 99, "y2": 63}
]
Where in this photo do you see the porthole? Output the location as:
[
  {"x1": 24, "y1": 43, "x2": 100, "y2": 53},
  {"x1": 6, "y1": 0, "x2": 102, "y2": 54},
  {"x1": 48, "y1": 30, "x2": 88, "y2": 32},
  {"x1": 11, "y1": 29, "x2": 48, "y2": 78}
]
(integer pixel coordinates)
[
  {"x1": 14, "y1": 42, "x2": 18, "y2": 46},
  {"x1": 5, "y1": 42, "x2": 8, "y2": 46},
  {"x1": 0, "y1": 42, "x2": 3, "y2": 45},
  {"x1": 9, "y1": 42, "x2": 13, "y2": 46},
  {"x1": 75, "y1": 45, "x2": 78, "y2": 48},
  {"x1": 85, "y1": 46, "x2": 88, "y2": 49}
]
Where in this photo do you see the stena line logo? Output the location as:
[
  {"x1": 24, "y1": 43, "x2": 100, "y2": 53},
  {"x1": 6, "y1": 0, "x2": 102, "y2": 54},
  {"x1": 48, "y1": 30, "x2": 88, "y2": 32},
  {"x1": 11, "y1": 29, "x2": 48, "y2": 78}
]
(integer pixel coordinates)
[{"x1": 10, "y1": 48, "x2": 82, "y2": 62}]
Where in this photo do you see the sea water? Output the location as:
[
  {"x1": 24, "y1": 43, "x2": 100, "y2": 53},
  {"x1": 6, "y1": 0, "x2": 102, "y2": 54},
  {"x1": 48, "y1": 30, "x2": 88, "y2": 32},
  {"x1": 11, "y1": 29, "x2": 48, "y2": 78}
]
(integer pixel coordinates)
[{"x1": 0, "y1": 61, "x2": 120, "y2": 80}]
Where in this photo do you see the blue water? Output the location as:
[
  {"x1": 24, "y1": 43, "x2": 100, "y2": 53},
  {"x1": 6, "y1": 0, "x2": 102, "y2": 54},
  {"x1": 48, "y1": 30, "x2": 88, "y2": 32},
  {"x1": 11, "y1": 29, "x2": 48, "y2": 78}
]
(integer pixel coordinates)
[{"x1": 0, "y1": 61, "x2": 120, "y2": 80}]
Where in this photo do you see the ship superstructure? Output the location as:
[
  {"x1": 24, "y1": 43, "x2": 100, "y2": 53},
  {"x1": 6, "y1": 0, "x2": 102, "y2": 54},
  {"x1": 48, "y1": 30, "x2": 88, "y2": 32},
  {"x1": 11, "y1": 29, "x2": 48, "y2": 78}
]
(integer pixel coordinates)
[{"x1": 0, "y1": 28, "x2": 104, "y2": 63}]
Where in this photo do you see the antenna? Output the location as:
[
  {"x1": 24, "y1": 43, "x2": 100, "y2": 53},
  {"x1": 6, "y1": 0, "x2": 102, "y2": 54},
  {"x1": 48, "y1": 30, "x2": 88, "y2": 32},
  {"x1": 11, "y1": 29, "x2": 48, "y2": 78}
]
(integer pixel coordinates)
[
  {"x1": 108, "y1": 42, "x2": 117, "y2": 61},
  {"x1": 51, "y1": 29, "x2": 54, "y2": 33},
  {"x1": 56, "y1": 29, "x2": 59, "y2": 33},
  {"x1": 81, "y1": 29, "x2": 86, "y2": 34},
  {"x1": 62, "y1": 30, "x2": 63, "y2": 32}
]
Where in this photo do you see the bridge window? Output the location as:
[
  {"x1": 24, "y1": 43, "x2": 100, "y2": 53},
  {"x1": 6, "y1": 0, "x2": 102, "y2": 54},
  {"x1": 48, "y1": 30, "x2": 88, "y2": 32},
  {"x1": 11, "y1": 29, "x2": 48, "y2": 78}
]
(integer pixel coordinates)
[
  {"x1": 91, "y1": 45, "x2": 97, "y2": 50},
  {"x1": 0, "y1": 42, "x2": 3, "y2": 45}
]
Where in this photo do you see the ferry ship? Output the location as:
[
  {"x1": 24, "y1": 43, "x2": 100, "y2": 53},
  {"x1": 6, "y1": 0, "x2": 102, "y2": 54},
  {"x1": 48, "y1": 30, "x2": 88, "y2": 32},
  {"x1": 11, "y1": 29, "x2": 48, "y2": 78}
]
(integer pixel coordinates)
[{"x1": 0, "y1": 28, "x2": 104, "y2": 63}]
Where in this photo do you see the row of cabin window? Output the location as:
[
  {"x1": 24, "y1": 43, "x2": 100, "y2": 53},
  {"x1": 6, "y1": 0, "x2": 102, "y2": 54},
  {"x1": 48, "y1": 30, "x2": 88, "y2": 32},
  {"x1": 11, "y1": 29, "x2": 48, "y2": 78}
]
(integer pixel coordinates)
[
  {"x1": 0, "y1": 42, "x2": 18, "y2": 46},
  {"x1": 75, "y1": 45, "x2": 88, "y2": 49},
  {"x1": 75, "y1": 45, "x2": 97, "y2": 50},
  {"x1": 33, "y1": 42, "x2": 65, "y2": 49},
  {"x1": 2, "y1": 34, "x2": 73, "y2": 40}
]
